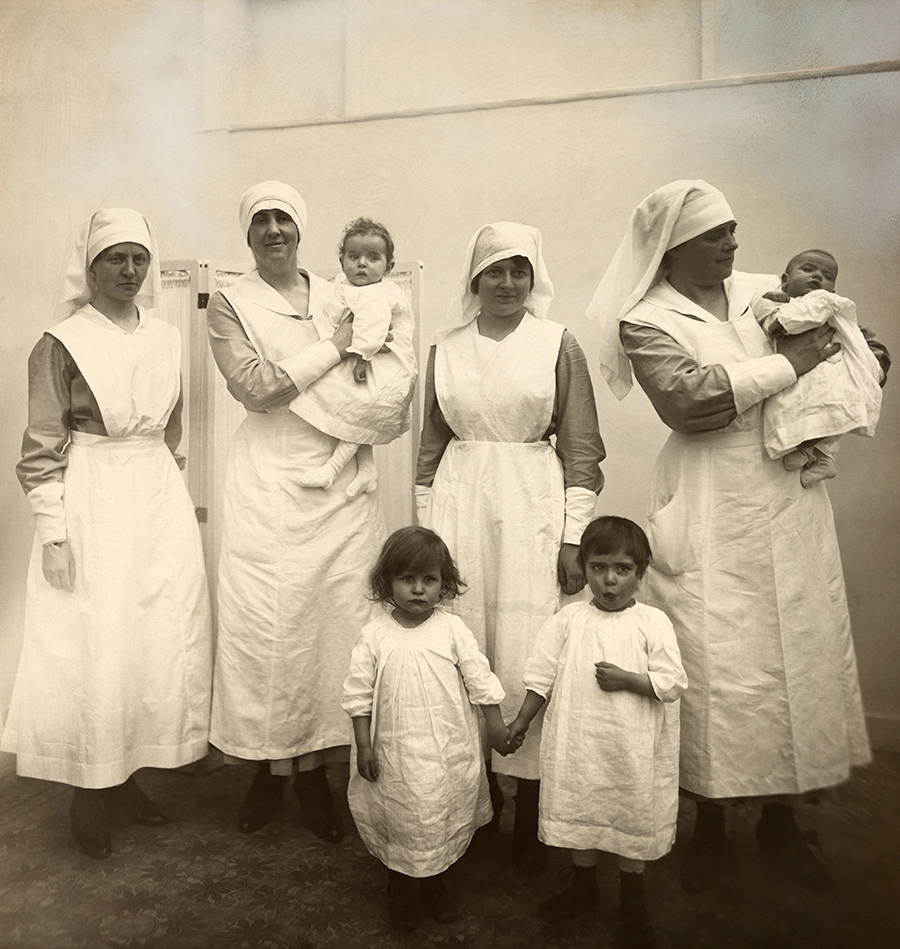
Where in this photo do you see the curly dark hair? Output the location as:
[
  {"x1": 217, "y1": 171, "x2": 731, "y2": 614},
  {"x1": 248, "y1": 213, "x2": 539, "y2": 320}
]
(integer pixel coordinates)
[
  {"x1": 369, "y1": 526, "x2": 465, "y2": 605},
  {"x1": 338, "y1": 217, "x2": 395, "y2": 268},
  {"x1": 578, "y1": 516, "x2": 653, "y2": 579}
]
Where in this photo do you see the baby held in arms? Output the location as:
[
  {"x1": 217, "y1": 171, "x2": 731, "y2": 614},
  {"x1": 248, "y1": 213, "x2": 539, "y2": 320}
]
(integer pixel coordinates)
[
  {"x1": 293, "y1": 217, "x2": 417, "y2": 495},
  {"x1": 753, "y1": 249, "x2": 884, "y2": 488}
]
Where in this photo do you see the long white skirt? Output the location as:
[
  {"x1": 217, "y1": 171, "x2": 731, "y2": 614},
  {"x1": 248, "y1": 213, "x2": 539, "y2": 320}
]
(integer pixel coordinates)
[{"x1": 1, "y1": 432, "x2": 212, "y2": 788}]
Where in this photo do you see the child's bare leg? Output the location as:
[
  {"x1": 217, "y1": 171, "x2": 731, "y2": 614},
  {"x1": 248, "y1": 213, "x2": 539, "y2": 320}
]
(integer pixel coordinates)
[
  {"x1": 345, "y1": 443, "x2": 377, "y2": 499},
  {"x1": 298, "y1": 440, "x2": 360, "y2": 489},
  {"x1": 352, "y1": 354, "x2": 369, "y2": 384},
  {"x1": 800, "y1": 436, "x2": 839, "y2": 488}
]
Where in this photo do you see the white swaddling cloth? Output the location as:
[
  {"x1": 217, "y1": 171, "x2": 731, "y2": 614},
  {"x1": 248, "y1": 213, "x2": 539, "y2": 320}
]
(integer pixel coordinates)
[{"x1": 754, "y1": 289, "x2": 883, "y2": 458}]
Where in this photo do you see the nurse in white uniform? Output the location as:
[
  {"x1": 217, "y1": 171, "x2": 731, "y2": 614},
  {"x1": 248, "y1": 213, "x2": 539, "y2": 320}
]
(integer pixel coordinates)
[
  {"x1": 589, "y1": 180, "x2": 872, "y2": 892},
  {"x1": 416, "y1": 222, "x2": 605, "y2": 870},
  {"x1": 207, "y1": 182, "x2": 383, "y2": 841},
  {"x1": 2, "y1": 208, "x2": 212, "y2": 858}
]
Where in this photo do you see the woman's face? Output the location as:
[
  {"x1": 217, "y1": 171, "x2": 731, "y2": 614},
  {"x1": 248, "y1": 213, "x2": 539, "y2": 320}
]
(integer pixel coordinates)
[
  {"x1": 89, "y1": 243, "x2": 150, "y2": 306},
  {"x1": 668, "y1": 221, "x2": 738, "y2": 285},
  {"x1": 475, "y1": 257, "x2": 532, "y2": 320},
  {"x1": 247, "y1": 208, "x2": 300, "y2": 267}
]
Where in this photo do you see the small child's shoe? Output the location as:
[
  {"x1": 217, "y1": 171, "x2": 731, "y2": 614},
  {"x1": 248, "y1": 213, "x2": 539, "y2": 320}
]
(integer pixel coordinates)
[
  {"x1": 386, "y1": 870, "x2": 422, "y2": 931},
  {"x1": 799, "y1": 452, "x2": 837, "y2": 488},
  {"x1": 421, "y1": 871, "x2": 460, "y2": 924},
  {"x1": 619, "y1": 871, "x2": 656, "y2": 949},
  {"x1": 539, "y1": 865, "x2": 599, "y2": 922},
  {"x1": 782, "y1": 446, "x2": 815, "y2": 471}
]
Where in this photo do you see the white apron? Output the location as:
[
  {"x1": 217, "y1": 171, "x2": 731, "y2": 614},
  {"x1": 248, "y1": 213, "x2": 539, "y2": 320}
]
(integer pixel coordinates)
[
  {"x1": 629, "y1": 288, "x2": 870, "y2": 798},
  {"x1": 424, "y1": 315, "x2": 567, "y2": 779},
  {"x1": 210, "y1": 274, "x2": 383, "y2": 761},
  {"x1": 2, "y1": 308, "x2": 212, "y2": 788}
]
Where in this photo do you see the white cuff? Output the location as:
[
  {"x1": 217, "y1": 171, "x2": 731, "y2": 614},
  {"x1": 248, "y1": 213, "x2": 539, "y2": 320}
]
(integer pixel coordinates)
[
  {"x1": 563, "y1": 487, "x2": 597, "y2": 546},
  {"x1": 415, "y1": 485, "x2": 432, "y2": 526},
  {"x1": 26, "y1": 482, "x2": 67, "y2": 546},
  {"x1": 280, "y1": 339, "x2": 341, "y2": 396},
  {"x1": 725, "y1": 355, "x2": 797, "y2": 416}
]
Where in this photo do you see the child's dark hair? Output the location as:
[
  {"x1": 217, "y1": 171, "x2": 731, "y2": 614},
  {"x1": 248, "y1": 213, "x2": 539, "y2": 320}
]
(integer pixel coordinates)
[
  {"x1": 579, "y1": 516, "x2": 653, "y2": 579},
  {"x1": 338, "y1": 217, "x2": 395, "y2": 267},
  {"x1": 369, "y1": 526, "x2": 465, "y2": 605},
  {"x1": 784, "y1": 248, "x2": 838, "y2": 277},
  {"x1": 470, "y1": 255, "x2": 535, "y2": 294}
]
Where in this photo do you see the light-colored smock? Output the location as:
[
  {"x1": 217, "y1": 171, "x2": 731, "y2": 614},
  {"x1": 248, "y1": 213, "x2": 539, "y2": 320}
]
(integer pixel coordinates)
[
  {"x1": 342, "y1": 609, "x2": 504, "y2": 877},
  {"x1": 417, "y1": 315, "x2": 605, "y2": 779},
  {"x1": 621, "y1": 273, "x2": 871, "y2": 799},
  {"x1": 525, "y1": 600, "x2": 686, "y2": 861},
  {"x1": 752, "y1": 289, "x2": 883, "y2": 457},
  {"x1": 293, "y1": 275, "x2": 417, "y2": 445},
  {"x1": 2, "y1": 306, "x2": 212, "y2": 788},
  {"x1": 207, "y1": 270, "x2": 383, "y2": 762}
]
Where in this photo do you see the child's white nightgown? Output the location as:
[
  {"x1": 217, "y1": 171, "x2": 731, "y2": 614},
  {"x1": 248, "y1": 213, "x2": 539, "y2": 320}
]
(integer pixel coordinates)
[
  {"x1": 525, "y1": 600, "x2": 687, "y2": 861},
  {"x1": 342, "y1": 609, "x2": 504, "y2": 877}
]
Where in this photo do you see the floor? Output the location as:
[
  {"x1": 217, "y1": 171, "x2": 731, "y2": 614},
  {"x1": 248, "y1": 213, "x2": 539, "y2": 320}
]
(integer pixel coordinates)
[{"x1": 0, "y1": 750, "x2": 898, "y2": 949}]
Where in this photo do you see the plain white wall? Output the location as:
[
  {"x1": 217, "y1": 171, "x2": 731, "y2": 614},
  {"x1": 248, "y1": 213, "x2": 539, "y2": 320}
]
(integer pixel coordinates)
[{"x1": 1, "y1": 0, "x2": 898, "y2": 746}]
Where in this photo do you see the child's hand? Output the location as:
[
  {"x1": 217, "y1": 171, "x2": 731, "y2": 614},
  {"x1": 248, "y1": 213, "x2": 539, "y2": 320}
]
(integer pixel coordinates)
[
  {"x1": 487, "y1": 719, "x2": 514, "y2": 756},
  {"x1": 353, "y1": 355, "x2": 368, "y2": 384},
  {"x1": 356, "y1": 746, "x2": 378, "y2": 782},
  {"x1": 505, "y1": 716, "x2": 529, "y2": 752},
  {"x1": 595, "y1": 661, "x2": 632, "y2": 692},
  {"x1": 763, "y1": 290, "x2": 790, "y2": 304}
]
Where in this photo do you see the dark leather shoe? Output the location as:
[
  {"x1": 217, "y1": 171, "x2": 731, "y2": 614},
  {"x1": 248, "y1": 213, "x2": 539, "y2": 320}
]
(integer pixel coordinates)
[
  {"x1": 106, "y1": 776, "x2": 168, "y2": 826},
  {"x1": 756, "y1": 809, "x2": 833, "y2": 891},
  {"x1": 238, "y1": 764, "x2": 286, "y2": 833},
  {"x1": 293, "y1": 766, "x2": 343, "y2": 843},
  {"x1": 70, "y1": 789, "x2": 111, "y2": 859},
  {"x1": 387, "y1": 870, "x2": 422, "y2": 930},
  {"x1": 421, "y1": 872, "x2": 460, "y2": 923}
]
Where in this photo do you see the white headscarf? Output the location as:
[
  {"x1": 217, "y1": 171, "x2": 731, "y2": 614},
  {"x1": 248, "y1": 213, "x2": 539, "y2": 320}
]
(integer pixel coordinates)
[
  {"x1": 434, "y1": 221, "x2": 553, "y2": 343},
  {"x1": 55, "y1": 208, "x2": 161, "y2": 322},
  {"x1": 238, "y1": 180, "x2": 308, "y2": 240},
  {"x1": 587, "y1": 180, "x2": 735, "y2": 399}
]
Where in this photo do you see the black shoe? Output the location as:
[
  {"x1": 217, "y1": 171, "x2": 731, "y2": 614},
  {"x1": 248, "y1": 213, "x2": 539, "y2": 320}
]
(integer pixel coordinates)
[
  {"x1": 421, "y1": 871, "x2": 460, "y2": 923},
  {"x1": 386, "y1": 870, "x2": 422, "y2": 930},
  {"x1": 511, "y1": 778, "x2": 547, "y2": 874},
  {"x1": 539, "y1": 865, "x2": 599, "y2": 922},
  {"x1": 106, "y1": 775, "x2": 168, "y2": 826},
  {"x1": 680, "y1": 834, "x2": 735, "y2": 893},
  {"x1": 620, "y1": 871, "x2": 656, "y2": 949},
  {"x1": 756, "y1": 805, "x2": 833, "y2": 892},
  {"x1": 70, "y1": 789, "x2": 111, "y2": 859},
  {"x1": 294, "y1": 765, "x2": 344, "y2": 843},
  {"x1": 680, "y1": 800, "x2": 733, "y2": 893},
  {"x1": 238, "y1": 763, "x2": 286, "y2": 834}
]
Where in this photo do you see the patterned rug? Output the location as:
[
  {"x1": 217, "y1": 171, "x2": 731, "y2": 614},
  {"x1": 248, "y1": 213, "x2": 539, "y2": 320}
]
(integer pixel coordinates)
[{"x1": 1, "y1": 753, "x2": 898, "y2": 948}]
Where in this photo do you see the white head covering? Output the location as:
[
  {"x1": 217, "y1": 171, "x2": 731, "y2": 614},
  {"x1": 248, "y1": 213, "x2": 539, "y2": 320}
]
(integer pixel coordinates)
[
  {"x1": 55, "y1": 208, "x2": 161, "y2": 322},
  {"x1": 434, "y1": 221, "x2": 553, "y2": 343},
  {"x1": 586, "y1": 179, "x2": 735, "y2": 399},
  {"x1": 239, "y1": 180, "x2": 308, "y2": 240}
]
